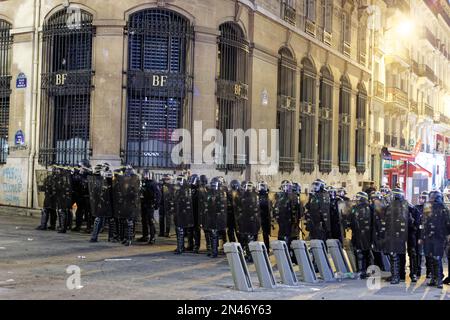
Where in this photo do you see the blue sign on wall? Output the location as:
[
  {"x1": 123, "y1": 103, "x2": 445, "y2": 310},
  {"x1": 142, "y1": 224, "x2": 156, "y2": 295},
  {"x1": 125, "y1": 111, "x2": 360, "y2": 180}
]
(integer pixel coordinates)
[
  {"x1": 16, "y1": 73, "x2": 27, "y2": 89},
  {"x1": 15, "y1": 130, "x2": 25, "y2": 146}
]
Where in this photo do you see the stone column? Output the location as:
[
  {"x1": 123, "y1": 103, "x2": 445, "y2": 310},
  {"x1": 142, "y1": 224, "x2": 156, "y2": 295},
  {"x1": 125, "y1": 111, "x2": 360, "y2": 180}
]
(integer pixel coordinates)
[{"x1": 90, "y1": 20, "x2": 125, "y2": 167}]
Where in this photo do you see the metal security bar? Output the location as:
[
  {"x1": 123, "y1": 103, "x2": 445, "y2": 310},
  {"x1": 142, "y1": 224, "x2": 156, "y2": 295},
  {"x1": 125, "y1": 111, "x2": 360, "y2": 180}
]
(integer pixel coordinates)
[
  {"x1": 216, "y1": 22, "x2": 249, "y2": 171},
  {"x1": 39, "y1": 9, "x2": 94, "y2": 166},
  {"x1": 126, "y1": 9, "x2": 194, "y2": 168},
  {"x1": 339, "y1": 77, "x2": 351, "y2": 174},
  {"x1": 356, "y1": 85, "x2": 367, "y2": 174},
  {"x1": 277, "y1": 47, "x2": 296, "y2": 172},
  {"x1": 0, "y1": 20, "x2": 12, "y2": 164},
  {"x1": 319, "y1": 67, "x2": 333, "y2": 173},
  {"x1": 299, "y1": 58, "x2": 316, "y2": 173}
]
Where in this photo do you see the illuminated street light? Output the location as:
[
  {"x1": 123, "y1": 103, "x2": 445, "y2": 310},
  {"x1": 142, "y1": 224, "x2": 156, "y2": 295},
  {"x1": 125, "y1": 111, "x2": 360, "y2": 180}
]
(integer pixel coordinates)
[{"x1": 395, "y1": 19, "x2": 414, "y2": 37}]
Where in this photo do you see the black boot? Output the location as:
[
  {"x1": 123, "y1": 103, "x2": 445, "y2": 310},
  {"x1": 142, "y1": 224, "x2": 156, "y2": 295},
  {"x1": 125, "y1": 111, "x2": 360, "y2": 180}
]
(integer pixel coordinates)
[
  {"x1": 427, "y1": 257, "x2": 437, "y2": 287},
  {"x1": 124, "y1": 219, "x2": 134, "y2": 246},
  {"x1": 185, "y1": 228, "x2": 194, "y2": 252},
  {"x1": 390, "y1": 254, "x2": 400, "y2": 285},
  {"x1": 205, "y1": 230, "x2": 212, "y2": 256},
  {"x1": 118, "y1": 219, "x2": 125, "y2": 242},
  {"x1": 416, "y1": 254, "x2": 423, "y2": 278},
  {"x1": 426, "y1": 256, "x2": 432, "y2": 278},
  {"x1": 57, "y1": 210, "x2": 67, "y2": 234},
  {"x1": 409, "y1": 249, "x2": 418, "y2": 282},
  {"x1": 49, "y1": 209, "x2": 57, "y2": 230},
  {"x1": 90, "y1": 217, "x2": 102, "y2": 243},
  {"x1": 36, "y1": 209, "x2": 49, "y2": 230},
  {"x1": 263, "y1": 233, "x2": 270, "y2": 253},
  {"x1": 193, "y1": 226, "x2": 201, "y2": 253},
  {"x1": 357, "y1": 250, "x2": 367, "y2": 279},
  {"x1": 148, "y1": 218, "x2": 156, "y2": 245},
  {"x1": 211, "y1": 230, "x2": 219, "y2": 258},
  {"x1": 435, "y1": 257, "x2": 444, "y2": 289},
  {"x1": 245, "y1": 234, "x2": 254, "y2": 263},
  {"x1": 108, "y1": 218, "x2": 118, "y2": 242},
  {"x1": 174, "y1": 227, "x2": 185, "y2": 254}
]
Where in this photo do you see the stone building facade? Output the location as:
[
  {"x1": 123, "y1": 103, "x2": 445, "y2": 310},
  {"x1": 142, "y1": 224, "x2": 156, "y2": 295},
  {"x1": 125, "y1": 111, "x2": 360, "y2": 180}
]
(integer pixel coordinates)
[{"x1": 0, "y1": 0, "x2": 392, "y2": 209}]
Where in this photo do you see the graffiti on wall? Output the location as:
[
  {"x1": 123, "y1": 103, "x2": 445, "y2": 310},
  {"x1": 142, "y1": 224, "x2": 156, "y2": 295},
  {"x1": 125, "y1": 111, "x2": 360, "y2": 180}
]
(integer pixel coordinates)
[{"x1": 0, "y1": 167, "x2": 24, "y2": 206}]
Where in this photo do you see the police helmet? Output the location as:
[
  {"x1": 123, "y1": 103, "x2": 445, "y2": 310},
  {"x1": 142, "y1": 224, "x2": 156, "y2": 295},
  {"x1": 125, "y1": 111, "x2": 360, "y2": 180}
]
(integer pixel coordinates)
[
  {"x1": 199, "y1": 175, "x2": 208, "y2": 186},
  {"x1": 258, "y1": 181, "x2": 269, "y2": 193},
  {"x1": 189, "y1": 174, "x2": 199, "y2": 186},
  {"x1": 355, "y1": 191, "x2": 369, "y2": 203},
  {"x1": 418, "y1": 191, "x2": 429, "y2": 204},
  {"x1": 230, "y1": 180, "x2": 241, "y2": 191},
  {"x1": 337, "y1": 187, "x2": 347, "y2": 197},
  {"x1": 242, "y1": 181, "x2": 255, "y2": 192},
  {"x1": 392, "y1": 188, "x2": 405, "y2": 200},
  {"x1": 281, "y1": 180, "x2": 293, "y2": 193},
  {"x1": 312, "y1": 179, "x2": 326, "y2": 192},
  {"x1": 293, "y1": 182, "x2": 302, "y2": 195},
  {"x1": 210, "y1": 177, "x2": 222, "y2": 190},
  {"x1": 429, "y1": 190, "x2": 443, "y2": 204},
  {"x1": 370, "y1": 191, "x2": 383, "y2": 201},
  {"x1": 176, "y1": 175, "x2": 187, "y2": 186}
]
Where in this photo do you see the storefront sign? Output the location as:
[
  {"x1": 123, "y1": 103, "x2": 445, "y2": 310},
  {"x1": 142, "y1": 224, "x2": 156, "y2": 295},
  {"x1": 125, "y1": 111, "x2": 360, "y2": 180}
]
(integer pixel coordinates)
[
  {"x1": 55, "y1": 73, "x2": 68, "y2": 86},
  {"x1": 16, "y1": 73, "x2": 27, "y2": 89}
]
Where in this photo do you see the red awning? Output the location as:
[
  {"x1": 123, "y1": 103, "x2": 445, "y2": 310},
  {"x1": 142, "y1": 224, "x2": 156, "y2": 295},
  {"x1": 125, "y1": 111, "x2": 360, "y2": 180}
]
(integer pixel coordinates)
[
  {"x1": 385, "y1": 162, "x2": 432, "y2": 178},
  {"x1": 384, "y1": 148, "x2": 416, "y2": 162}
]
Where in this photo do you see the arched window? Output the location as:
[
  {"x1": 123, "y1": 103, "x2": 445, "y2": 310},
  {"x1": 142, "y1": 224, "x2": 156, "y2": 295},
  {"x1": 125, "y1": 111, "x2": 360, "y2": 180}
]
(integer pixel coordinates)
[
  {"x1": 339, "y1": 75, "x2": 351, "y2": 173},
  {"x1": 318, "y1": 66, "x2": 333, "y2": 173},
  {"x1": 299, "y1": 58, "x2": 316, "y2": 173},
  {"x1": 126, "y1": 9, "x2": 194, "y2": 168},
  {"x1": 356, "y1": 83, "x2": 367, "y2": 174},
  {"x1": 39, "y1": 8, "x2": 94, "y2": 166},
  {"x1": 216, "y1": 22, "x2": 249, "y2": 171},
  {"x1": 0, "y1": 20, "x2": 12, "y2": 164},
  {"x1": 277, "y1": 47, "x2": 297, "y2": 172}
]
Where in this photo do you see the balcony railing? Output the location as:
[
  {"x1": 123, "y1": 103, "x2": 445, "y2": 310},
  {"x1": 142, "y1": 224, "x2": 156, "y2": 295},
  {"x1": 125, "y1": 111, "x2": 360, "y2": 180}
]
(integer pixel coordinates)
[
  {"x1": 282, "y1": 3, "x2": 296, "y2": 26},
  {"x1": 323, "y1": 30, "x2": 332, "y2": 46},
  {"x1": 359, "y1": 52, "x2": 366, "y2": 66},
  {"x1": 410, "y1": 100, "x2": 418, "y2": 114},
  {"x1": 421, "y1": 103, "x2": 434, "y2": 118},
  {"x1": 439, "y1": 113, "x2": 450, "y2": 126},
  {"x1": 418, "y1": 64, "x2": 436, "y2": 83},
  {"x1": 374, "y1": 81, "x2": 385, "y2": 100},
  {"x1": 386, "y1": 87, "x2": 408, "y2": 109},
  {"x1": 305, "y1": 19, "x2": 316, "y2": 37},
  {"x1": 343, "y1": 42, "x2": 351, "y2": 57},
  {"x1": 420, "y1": 27, "x2": 437, "y2": 48}
]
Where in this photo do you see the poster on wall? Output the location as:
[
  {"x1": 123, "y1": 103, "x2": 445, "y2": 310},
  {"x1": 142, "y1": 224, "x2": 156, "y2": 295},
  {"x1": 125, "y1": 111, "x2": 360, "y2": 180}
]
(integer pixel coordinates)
[
  {"x1": 15, "y1": 130, "x2": 25, "y2": 146},
  {"x1": 16, "y1": 73, "x2": 27, "y2": 89}
]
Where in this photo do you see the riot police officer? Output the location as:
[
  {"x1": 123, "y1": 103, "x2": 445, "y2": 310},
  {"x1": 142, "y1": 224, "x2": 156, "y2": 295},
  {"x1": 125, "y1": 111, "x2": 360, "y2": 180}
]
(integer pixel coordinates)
[
  {"x1": 415, "y1": 191, "x2": 431, "y2": 279},
  {"x1": 384, "y1": 188, "x2": 415, "y2": 285},
  {"x1": 198, "y1": 175, "x2": 209, "y2": 253},
  {"x1": 370, "y1": 191, "x2": 389, "y2": 271},
  {"x1": 72, "y1": 160, "x2": 92, "y2": 232},
  {"x1": 204, "y1": 177, "x2": 228, "y2": 258},
  {"x1": 349, "y1": 192, "x2": 373, "y2": 279},
  {"x1": 420, "y1": 190, "x2": 450, "y2": 289},
  {"x1": 258, "y1": 181, "x2": 271, "y2": 250},
  {"x1": 380, "y1": 186, "x2": 392, "y2": 205},
  {"x1": 159, "y1": 174, "x2": 175, "y2": 238},
  {"x1": 139, "y1": 170, "x2": 161, "y2": 245},
  {"x1": 173, "y1": 175, "x2": 194, "y2": 254},
  {"x1": 329, "y1": 186, "x2": 344, "y2": 242},
  {"x1": 55, "y1": 166, "x2": 74, "y2": 234},
  {"x1": 36, "y1": 166, "x2": 57, "y2": 231},
  {"x1": 186, "y1": 174, "x2": 201, "y2": 253},
  {"x1": 305, "y1": 179, "x2": 331, "y2": 241},
  {"x1": 227, "y1": 180, "x2": 241, "y2": 244},
  {"x1": 112, "y1": 165, "x2": 141, "y2": 246},
  {"x1": 273, "y1": 180, "x2": 301, "y2": 262},
  {"x1": 89, "y1": 163, "x2": 115, "y2": 243},
  {"x1": 235, "y1": 181, "x2": 260, "y2": 262}
]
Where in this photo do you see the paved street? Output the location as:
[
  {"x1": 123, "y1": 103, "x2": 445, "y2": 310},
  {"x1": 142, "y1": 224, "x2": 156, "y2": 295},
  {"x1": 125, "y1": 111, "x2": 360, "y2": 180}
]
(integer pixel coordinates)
[{"x1": 0, "y1": 210, "x2": 448, "y2": 300}]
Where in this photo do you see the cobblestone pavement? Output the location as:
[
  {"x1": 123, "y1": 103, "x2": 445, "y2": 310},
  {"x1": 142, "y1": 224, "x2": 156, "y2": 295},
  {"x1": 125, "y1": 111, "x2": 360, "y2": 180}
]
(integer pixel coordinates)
[{"x1": 0, "y1": 211, "x2": 448, "y2": 300}]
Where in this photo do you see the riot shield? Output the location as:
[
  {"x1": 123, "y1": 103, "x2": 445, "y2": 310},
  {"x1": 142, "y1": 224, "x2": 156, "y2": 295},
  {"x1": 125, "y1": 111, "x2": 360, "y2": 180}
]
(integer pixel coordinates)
[
  {"x1": 55, "y1": 170, "x2": 73, "y2": 209},
  {"x1": 174, "y1": 185, "x2": 194, "y2": 228},
  {"x1": 88, "y1": 175, "x2": 113, "y2": 218},
  {"x1": 384, "y1": 199, "x2": 409, "y2": 254},
  {"x1": 112, "y1": 175, "x2": 141, "y2": 219},
  {"x1": 372, "y1": 198, "x2": 386, "y2": 252},
  {"x1": 204, "y1": 189, "x2": 228, "y2": 231},
  {"x1": 235, "y1": 191, "x2": 261, "y2": 236},
  {"x1": 272, "y1": 193, "x2": 299, "y2": 239}
]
